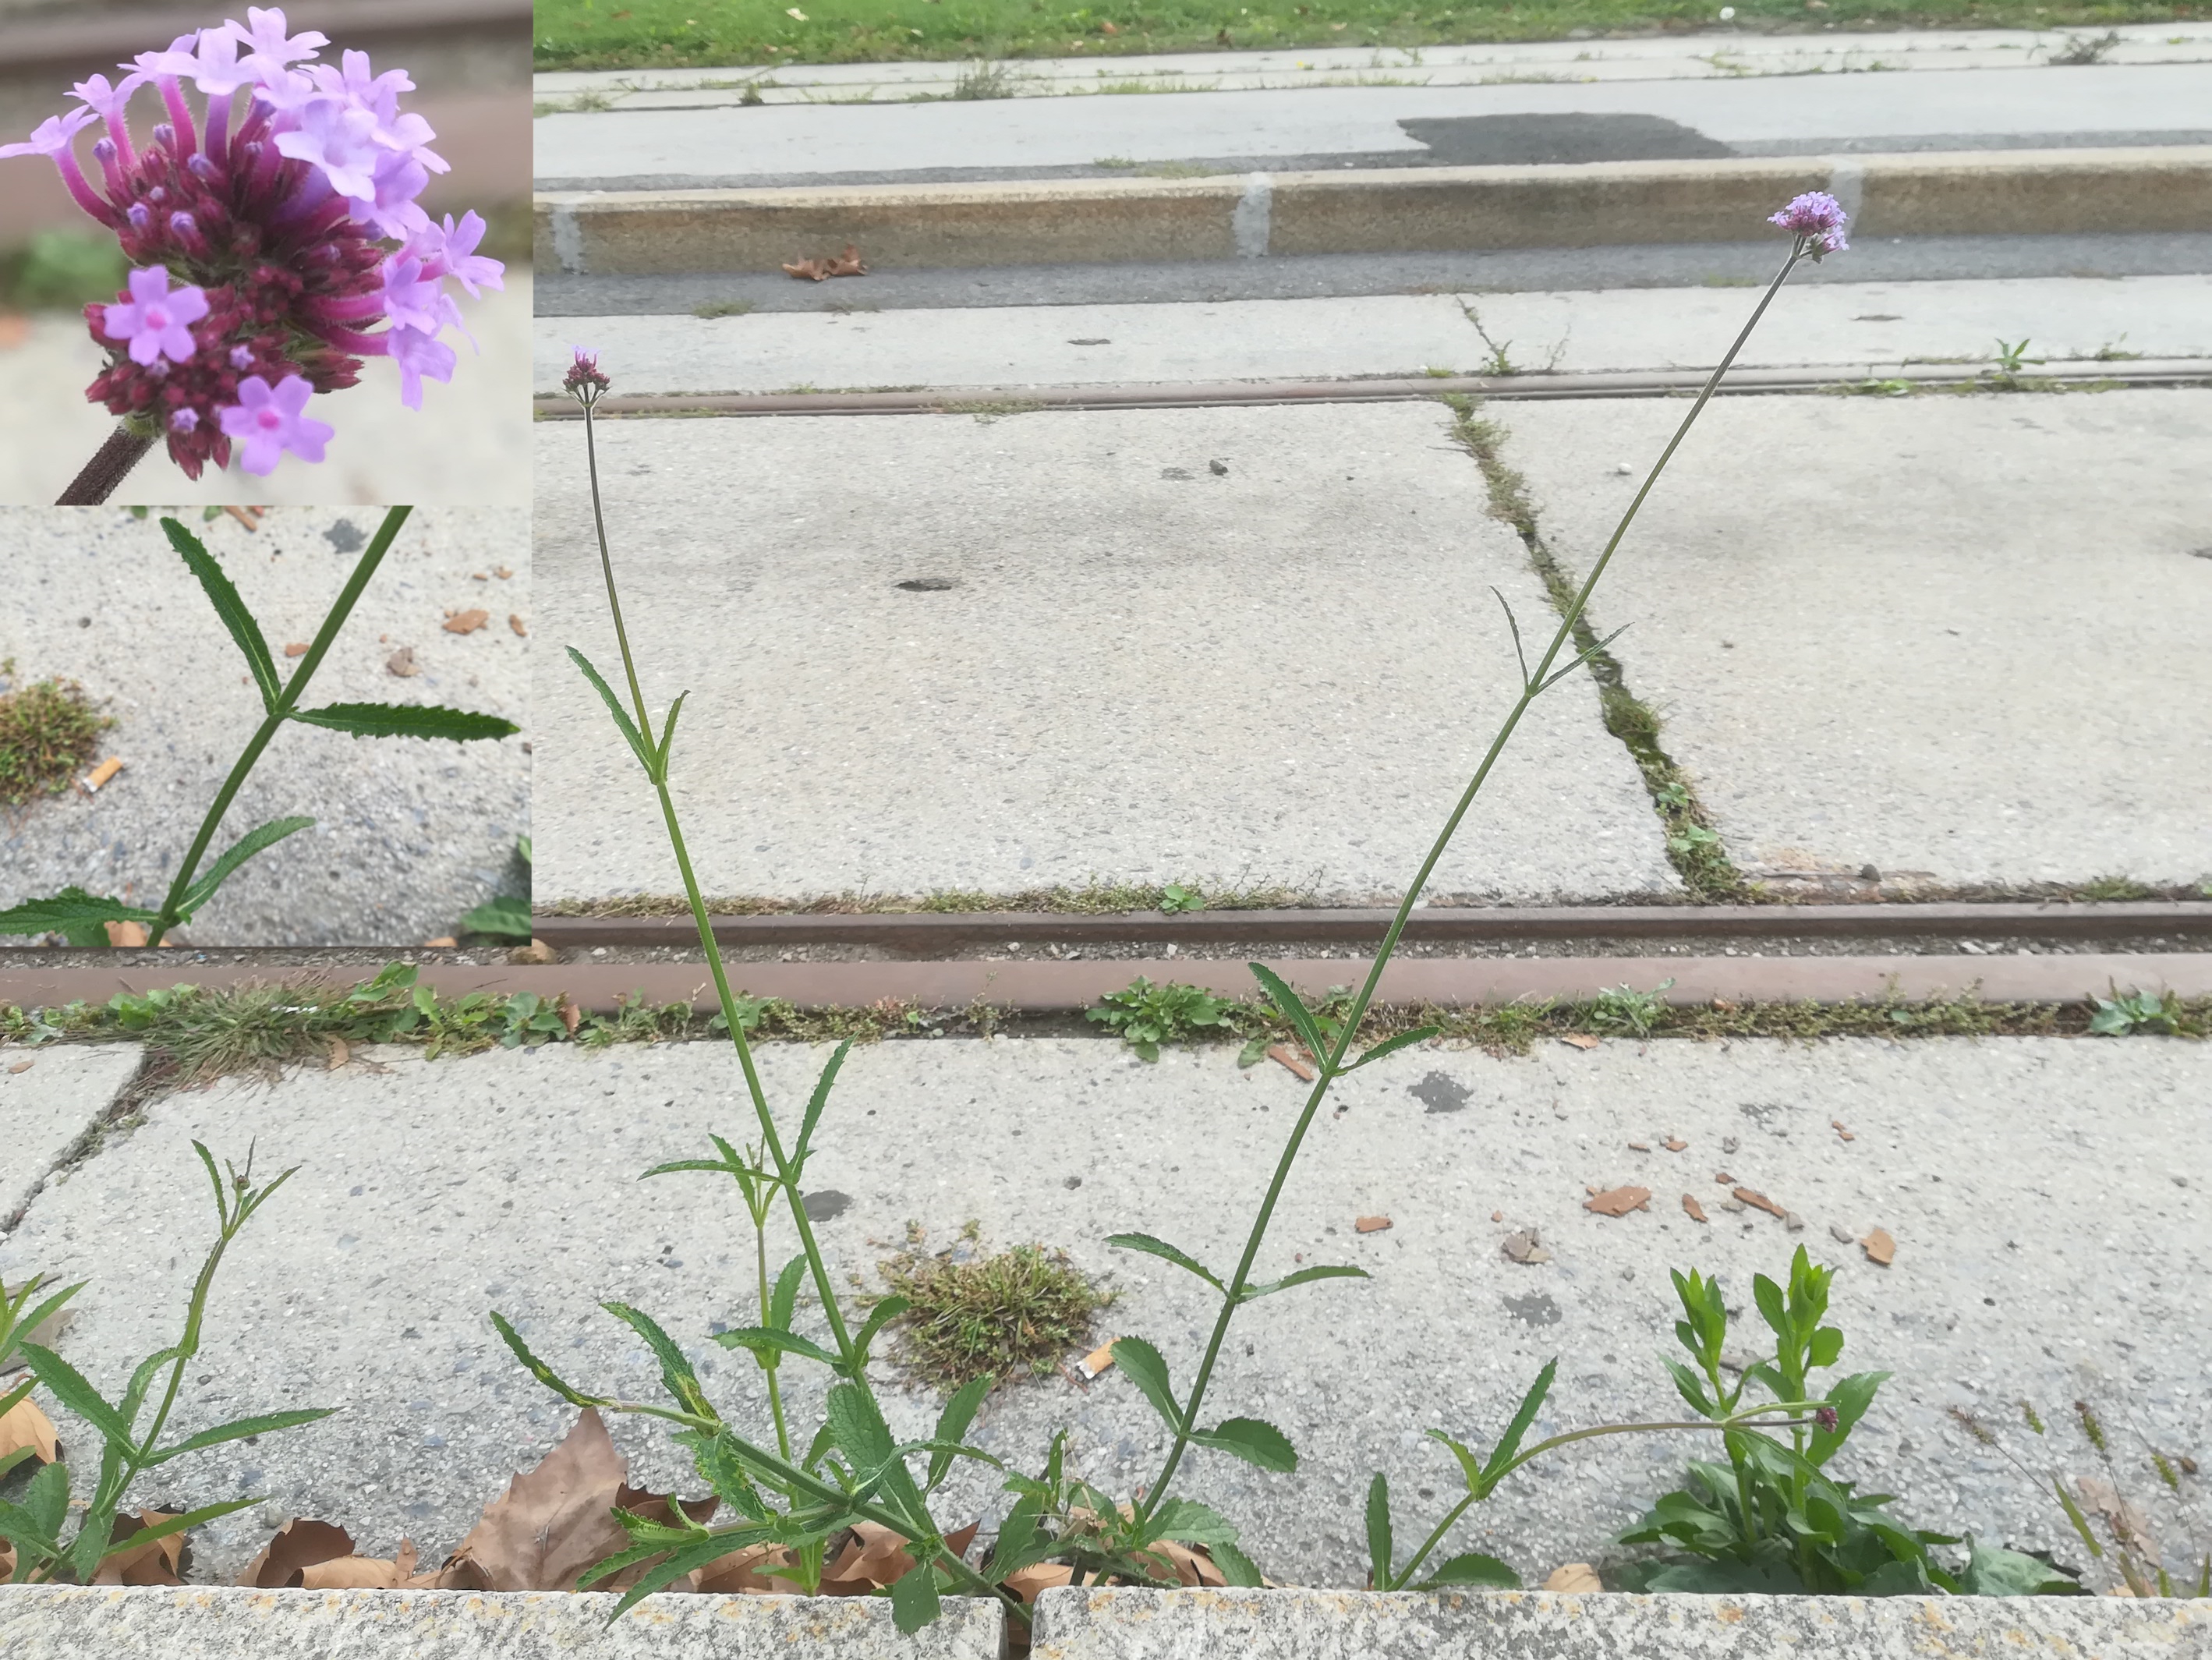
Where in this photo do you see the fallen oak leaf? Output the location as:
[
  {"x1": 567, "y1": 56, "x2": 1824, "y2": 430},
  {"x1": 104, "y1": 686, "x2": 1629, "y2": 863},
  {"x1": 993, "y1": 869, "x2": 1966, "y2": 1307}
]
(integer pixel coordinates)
[
  {"x1": 93, "y1": 1512, "x2": 185, "y2": 1584},
  {"x1": 1584, "y1": 1185, "x2": 1651, "y2": 1217},
  {"x1": 1002, "y1": 1562, "x2": 1076, "y2": 1602},
  {"x1": 104, "y1": 920, "x2": 147, "y2": 947},
  {"x1": 1862, "y1": 1227, "x2": 1896, "y2": 1266}
]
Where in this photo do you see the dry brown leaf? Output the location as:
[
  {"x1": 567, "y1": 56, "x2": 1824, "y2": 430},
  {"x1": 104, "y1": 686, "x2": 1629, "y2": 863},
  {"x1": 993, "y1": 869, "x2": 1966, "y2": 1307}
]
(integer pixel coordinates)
[
  {"x1": 1714, "y1": 1171, "x2": 1736, "y2": 1184},
  {"x1": 1862, "y1": 1227, "x2": 1896, "y2": 1266},
  {"x1": 444, "y1": 609, "x2": 490, "y2": 635},
  {"x1": 1835, "y1": 1126, "x2": 1856, "y2": 1141},
  {"x1": 386, "y1": 646, "x2": 418, "y2": 677},
  {"x1": 1584, "y1": 1185, "x2": 1651, "y2": 1217},
  {"x1": 783, "y1": 257, "x2": 831, "y2": 281},
  {"x1": 102, "y1": 919, "x2": 147, "y2": 947},
  {"x1": 1003, "y1": 1562, "x2": 1075, "y2": 1602},
  {"x1": 555, "y1": 995, "x2": 582, "y2": 1035},
  {"x1": 1354, "y1": 1215, "x2": 1392, "y2": 1234},
  {"x1": 283, "y1": 642, "x2": 309, "y2": 657},
  {"x1": 824, "y1": 244, "x2": 867, "y2": 277},
  {"x1": 303, "y1": 1539, "x2": 437, "y2": 1590},
  {"x1": 240, "y1": 1518, "x2": 356, "y2": 1587},
  {"x1": 2078, "y1": 1478, "x2": 2156, "y2": 1558},
  {"x1": 1733, "y1": 1187, "x2": 1786, "y2": 1219},
  {"x1": 1265, "y1": 1043, "x2": 1315, "y2": 1081},
  {"x1": 1558, "y1": 1033, "x2": 1600, "y2": 1050},
  {"x1": 1544, "y1": 1562, "x2": 1602, "y2": 1593},
  {"x1": 93, "y1": 1512, "x2": 184, "y2": 1584},
  {"x1": 509, "y1": 614, "x2": 528, "y2": 637},
  {"x1": 442, "y1": 1407, "x2": 637, "y2": 1592},
  {"x1": 327, "y1": 1037, "x2": 349, "y2": 1071},
  {"x1": 0, "y1": 1395, "x2": 58, "y2": 1464},
  {"x1": 695, "y1": 1541, "x2": 805, "y2": 1595},
  {"x1": 1500, "y1": 1229, "x2": 1550, "y2": 1265},
  {"x1": 1682, "y1": 1194, "x2": 1708, "y2": 1224},
  {"x1": 471, "y1": 572, "x2": 488, "y2": 582},
  {"x1": 819, "y1": 1521, "x2": 917, "y2": 1594}
]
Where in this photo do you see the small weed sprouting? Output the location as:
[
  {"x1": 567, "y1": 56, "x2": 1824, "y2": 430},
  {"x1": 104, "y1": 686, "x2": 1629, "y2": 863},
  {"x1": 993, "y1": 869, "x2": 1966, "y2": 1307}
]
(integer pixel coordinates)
[
  {"x1": 947, "y1": 60, "x2": 1022, "y2": 100},
  {"x1": 1159, "y1": 884, "x2": 1205, "y2": 915},
  {"x1": 0, "y1": 663, "x2": 111, "y2": 809},
  {"x1": 1616, "y1": 1248, "x2": 2079, "y2": 1596},
  {"x1": 2048, "y1": 30, "x2": 2121, "y2": 65},
  {"x1": 2075, "y1": 874, "x2": 2157, "y2": 901},
  {"x1": 1587, "y1": 979, "x2": 1675, "y2": 1039},
  {"x1": 1088, "y1": 978, "x2": 1240, "y2": 1060},
  {"x1": 0, "y1": 1143, "x2": 334, "y2": 1584},
  {"x1": 692, "y1": 299, "x2": 756, "y2": 320},
  {"x1": 0, "y1": 510, "x2": 518, "y2": 949},
  {"x1": 459, "y1": 838, "x2": 534, "y2": 943},
  {"x1": 2088, "y1": 987, "x2": 2184, "y2": 1036},
  {"x1": 876, "y1": 1237, "x2": 1113, "y2": 1391}
]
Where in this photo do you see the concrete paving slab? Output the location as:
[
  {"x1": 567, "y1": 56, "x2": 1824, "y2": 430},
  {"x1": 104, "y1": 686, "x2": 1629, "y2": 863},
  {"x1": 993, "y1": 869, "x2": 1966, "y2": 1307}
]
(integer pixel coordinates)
[
  {"x1": 1, "y1": 1035, "x2": 2203, "y2": 1591},
  {"x1": 536, "y1": 276, "x2": 2212, "y2": 396},
  {"x1": 1491, "y1": 389, "x2": 2212, "y2": 890},
  {"x1": 0, "y1": 1043, "x2": 136, "y2": 1224},
  {"x1": 0, "y1": 507, "x2": 530, "y2": 946},
  {"x1": 533, "y1": 65, "x2": 2212, "y2": 189},
  {"x1": 531, "y1": 401, "x2": 1674, "y2": 908},
  {"x1": 0, "y1": 1585, "x2": 1004, "y2": 1659},
  {"x1": 0, "y1": 276, "x2": 532, "y2": 508}
]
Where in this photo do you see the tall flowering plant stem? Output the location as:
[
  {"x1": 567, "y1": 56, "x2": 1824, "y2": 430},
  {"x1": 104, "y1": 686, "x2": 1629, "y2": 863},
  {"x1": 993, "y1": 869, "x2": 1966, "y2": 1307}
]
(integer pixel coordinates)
[
  {"x1": 2, "y1": 7, "x2": 504, "y2": 501},
  {"x1": 0, "y1": 505, "x2": 522, "y2": 949},
  {"x1": 1125, "y1": 196, "x2": 1849, "y2": 1531}
]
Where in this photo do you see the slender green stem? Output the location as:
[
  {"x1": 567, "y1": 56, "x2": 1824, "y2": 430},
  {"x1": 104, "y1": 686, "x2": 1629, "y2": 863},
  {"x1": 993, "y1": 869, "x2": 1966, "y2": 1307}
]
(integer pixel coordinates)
[
  {"x1": 1138, "y1": 241, "x2": 1810, "y2": 1524},
  {"x1": 581, "y1": 399, "x2": 653, "y2": 739},
  {"x1": 146, "y1": 505, "x2": 414, "y2": 947},
  {"x1": 753, "y1": 1202, "x2": 792, "y2": 1460}
]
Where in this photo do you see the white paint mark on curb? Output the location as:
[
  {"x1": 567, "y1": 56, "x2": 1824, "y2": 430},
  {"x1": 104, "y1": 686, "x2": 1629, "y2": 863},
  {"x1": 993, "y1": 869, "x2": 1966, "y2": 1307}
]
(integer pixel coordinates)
[
  {"x1": 1233, "y1": 172, "x2": 1272, "y2": 258},
  {"x1": 550, "y1": 204, "x2": 586, "y2": 274}
]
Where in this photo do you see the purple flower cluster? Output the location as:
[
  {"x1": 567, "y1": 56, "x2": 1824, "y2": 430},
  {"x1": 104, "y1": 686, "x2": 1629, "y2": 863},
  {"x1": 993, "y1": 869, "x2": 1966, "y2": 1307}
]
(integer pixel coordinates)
[
  {"x1": 0, "y1": 7, "x2": 503, "y2": 479},
  {"x1": 563, "y1": 347, "x2": 611, "y2": 407},
  {"x1": 1768, "y1": 191, "x2": 1849, "y2": 260}
]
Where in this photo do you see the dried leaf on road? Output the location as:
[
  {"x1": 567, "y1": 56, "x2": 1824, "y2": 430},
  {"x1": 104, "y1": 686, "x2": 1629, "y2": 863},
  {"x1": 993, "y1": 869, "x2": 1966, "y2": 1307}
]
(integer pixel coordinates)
[
  {"x1": 1501, "y1": 1229, "x2": 1550, "y2": 1265},
  {"x1": 819, "y1": 1521, "x2": 917, "y2": 1594},
  {"x1": 1862, "y1": 1227, "x2": 1896, "y2": 1266},
  {"x1": 1584, "y1": 1186, "x2": 1651, "y2": 1217},
  {"x1": 783, "y1": 257, "x2": 830, "y2": 281},
  {"x1": 1266, "y1": 1042, "x2": 1316, "y2": 1081},
  {"x1": 1003, "y1": 1562, "x2": 1076, "y2": 1602},
  {"x1": 241, "y1": 1519, "x2": 363, "y2": 1587},
  {"x1": 104, "y1": 920, "x2": 147, "y2": 947},
  {"x1": 1354, "y1": 1216, "x2": 1393, "y2": 1233},
  {"x1": 825, "y1": 245, "x2": 867, "y2": 277},
  {"x1": 508, "y1": 940, "x2": 557, "y2": 965},
  {"x1": 443, "y1": 1407, "x2": 635, "y2": 1591},
  {"x1": 1558, "y1": 1033, "x2": 1600, "y2": 1050},
  {"x1": 0, "y1": 1395, "x2": 57, "y2": 1463},
  {"x1": 695, "y1": 1541, "x2": 804, "y2": 1595},
  {"x1": 443, "y1": 609, "x2": 490, "y2": 635},
  {"x1": 92, "y1": 1512, "x2": 185, "y2": 1584},
  {"x1": 1545, "y1": 1562, "x2": 1602, "y2": 1592},
  {"x1": 1681, "y1": 1194, "x2": 1708, "y2": 1224}
]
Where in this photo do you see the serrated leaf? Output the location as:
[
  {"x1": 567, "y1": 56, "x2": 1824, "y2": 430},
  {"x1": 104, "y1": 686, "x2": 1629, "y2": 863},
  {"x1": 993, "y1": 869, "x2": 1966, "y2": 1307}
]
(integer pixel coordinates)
[
  {"x1": 144, "y1": 1407, "x2": 337, "y2": 1465},
  {"x1": 568, "y1": 646, "x2": 656, "y2": 775},
  {"x1": 490, "y1": 1311, "x2": 611, "y2": 1408},
  {"x1": 929, "y1": 1375, "x2": 992, "y2": 1489},
  {"x1": 20, "y1": 1343, "x2": 130, "y2": 1445},
  {"x1": 712, "y1": 1326, "x2": 839, "y2": 1369},
  {"x1": 163, "y1": 517, "x2": 279, "y2": 711},
  {"x1": 845, "y1": 1295, "x2": 909, "y2": 1376},
  {"x1": 461, "y1": 894, "x2": 533, "y2": 940},
  {"x1": 177, "y1": 816, "x2": 315, "y2": 918},
  {"x1": 1142, "y1": 1496, "x2": 1239, "y2": 1549},
  {"x1": 1107, "y1": 1233, "x2": 1224, "y2": 1294},
  {"x1": 1190, "y1": 1416, "x2": 1297, "y2": 1473},
  {"x1": 656, "y1": 691, "x2": 689, "y2": 770},
  {"x1": 1211, "y1": 1538, "x2": 1265, "y2": 1587},
  {"x1": 1247, "y1": 964, "x2": 1329, "y2": 1067},
  {"x1": 1481, "y1": 1357, "x2": 1557, "y2": 1485},
  {"x1": 0, "y1": 890, "x2": 161, "y2": 940},
  {"x1": 1239, "y1": 1263, "x2": 1368, "y2": 1304},
  {"x1": 769, "y1": 1256, "x2": 806, "y2": 1335},
  {"x1": 289, "y1": 702, "x2": 518, "y2": 742},
  {"x1": 1417, "y1": 1551, "x2": 1520, "y2": 1590},
  {"x1": 603, "y1": 1302, "x2": 713, "y2": 1420},
  {"x1": 1365, "y1": 1473, "x2": 1394, "y2": 1588},
  {"x1": 890, "y1": 1559, "x2": 943, "y2": 1633},
  {"x1": 1345, "y1": 1026, "x2": 1442, "y2": 1071},
  {"x1": 1109, "y1": 1337, "x2": 1181, "y2": 1432},
  {"x1": 793, "y1": 1042, "x2": 850, "y2": 1172}
]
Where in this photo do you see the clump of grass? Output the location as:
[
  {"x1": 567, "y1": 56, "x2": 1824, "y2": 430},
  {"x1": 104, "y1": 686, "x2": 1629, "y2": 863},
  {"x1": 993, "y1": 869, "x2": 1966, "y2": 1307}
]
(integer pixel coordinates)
[
  {"x1": 545, "y1": 876, "x2": 1313, "y2": 918},
  {"x1": 0, "y1": 664, "x2": 111, "y2": 808},
  {"x1": 876, "y1": 1233, "x2": 1111, "y2": 1390},
  {"x1": 693, "y1": 299, "x2": 756, "y2": 319}
]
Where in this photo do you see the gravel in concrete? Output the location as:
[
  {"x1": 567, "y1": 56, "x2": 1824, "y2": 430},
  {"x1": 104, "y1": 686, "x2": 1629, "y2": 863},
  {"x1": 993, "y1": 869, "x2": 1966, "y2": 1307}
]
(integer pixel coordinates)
[
  {"x1": 1028, "y1": 1587, "x2": 2212, "y2": 1658},
  {"x1": 2, "y1": 1035, "x2": 2202, "y2": 1590},
  {"x1": 1, "y1": 507, "x2": 530, "y2": 946},
  {"x1": 0, "y1": 1043, "x2": 135, "y2": 1224},
  {"x1": 1492, "y1": 389, "x2": 2212, "y2": 889},
  {"x1": 0, "y1": 277, "x2": 531, "y2": 508},
  {"x1": 0, "y1": 1585, "x2": 1003, "y2": 1660},
  {"x1": 538, "y1": 276, "x2": 2210, "y2": 395},
  {"x1": 532, "y1": 401, "x2": 1672, "y2": 907}
]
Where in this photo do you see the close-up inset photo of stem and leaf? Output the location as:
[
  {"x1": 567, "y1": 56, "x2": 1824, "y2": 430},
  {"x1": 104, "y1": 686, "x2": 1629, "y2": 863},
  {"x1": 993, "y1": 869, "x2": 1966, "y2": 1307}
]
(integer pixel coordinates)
[{"x1": 0, "y1": 504, "x2": 528, "y2": 947}]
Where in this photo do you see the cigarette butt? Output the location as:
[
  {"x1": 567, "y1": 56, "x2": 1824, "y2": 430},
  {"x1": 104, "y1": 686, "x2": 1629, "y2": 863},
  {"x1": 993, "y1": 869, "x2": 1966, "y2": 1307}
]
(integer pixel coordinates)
[
  {"x1": 1077, "y1": 1340, "x2": 1117, "y2": 1380},
  {"x1": 83, "y1": 756, "x2": 123, "y2": 792}
]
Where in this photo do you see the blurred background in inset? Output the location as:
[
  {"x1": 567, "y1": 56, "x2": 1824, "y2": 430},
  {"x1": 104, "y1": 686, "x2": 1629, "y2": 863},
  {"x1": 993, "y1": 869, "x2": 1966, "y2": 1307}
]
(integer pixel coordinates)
[{"x1": 0, "y1": 0, "x2": 529, "y2": 505}]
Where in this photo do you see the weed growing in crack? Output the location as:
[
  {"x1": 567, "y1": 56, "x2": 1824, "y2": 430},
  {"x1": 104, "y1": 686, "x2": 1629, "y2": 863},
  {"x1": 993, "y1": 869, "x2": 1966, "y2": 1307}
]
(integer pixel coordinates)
[{"x1": 1087, "y1": 977, "x2": 1239, "y2": 1060}]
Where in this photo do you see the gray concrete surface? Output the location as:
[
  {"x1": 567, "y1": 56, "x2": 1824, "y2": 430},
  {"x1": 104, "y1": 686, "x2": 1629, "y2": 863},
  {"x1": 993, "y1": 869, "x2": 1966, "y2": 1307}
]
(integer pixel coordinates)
[
  {"x1": 0, "y1": 276, "x2": 531, "y2": 508},
  {"x1": 532, "y1": 400, "x2": 1673, "y2": 908},
  {"x1": 1028, "y1": 1587, "x2": 2212, "y2": 1658},
  {"x1": 1492, "y1": 389, "x2": 2212, "y2": 890},
  {"x1": 533, "y1": 65, "x2": 2212, "y2": 189},
  {"x1": 0, "y1": 508, "x2": 530, "y2": 946},
  {"x1": 1, "y1": 1035, "x2": 2203, "y2": 1591},
  {"x1": 536, "y1": 276, "x2": 2211, "y2": 396},
  {"x1": 0, "y1": 1586, "x2": 1003, "y2": 1659},
  {"x1": 0, "y1": 1042, "x2": 135, "y2": 1223}
]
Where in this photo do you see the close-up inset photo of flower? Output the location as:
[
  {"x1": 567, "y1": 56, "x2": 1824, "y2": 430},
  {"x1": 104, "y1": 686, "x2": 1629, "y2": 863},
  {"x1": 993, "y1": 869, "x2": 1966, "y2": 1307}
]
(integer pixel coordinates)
[{"x1": 0, "y1": 2, "x2": 528, "y2": 505}]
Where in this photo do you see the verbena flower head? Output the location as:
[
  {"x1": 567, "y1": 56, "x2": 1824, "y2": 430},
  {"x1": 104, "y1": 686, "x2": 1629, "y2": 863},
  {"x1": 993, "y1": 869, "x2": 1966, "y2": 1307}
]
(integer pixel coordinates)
[
  {"x1": 0, "y1": 8, "x2": 504, "y2": 480},
  {"x1": 1768, "y1": 191, "x2": 1849, "y2": 260},
  {"x1": 563, "y1": 346, "x2": 611, "y2": 408}
]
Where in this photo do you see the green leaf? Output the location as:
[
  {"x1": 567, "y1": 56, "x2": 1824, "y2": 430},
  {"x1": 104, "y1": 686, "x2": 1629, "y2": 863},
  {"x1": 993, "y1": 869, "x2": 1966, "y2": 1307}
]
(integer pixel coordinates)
[
  {"x1": 769, "y1": 1255, "x2": 806, "y2": 1334},
  {"x1": 1142, "y1": 1497, "x2": 1239, "y2": 1549},
  {"x1": 0, "y1": 890, "x2": 161, "y2": 940},
  {"x1": 793, "y1": 1042, "x2": 851, "y2": 1170},
  {"x1": 1106, "y1": 1233, "x2": 1224, "y2": 1295},
  {"x1": 177, "y1": 816, "x2": 315, "y2": 918},
  {"x1": 22, "y1": 1457, "x2": 69, "y2": 1542},
  {"x1": 890, "y1": 1560, "x2": 943, "y2": 1633},
  {"x1": 1239, "y1": 1264, "x2": 1368, "y2": 1304},
  {"x1": 568, "y1": 646, "x2": 656, "y2": 775},
  {"x1": 846, "y1": 1296, "x2": 910, "y2": 1374},
  {"x1": 1481, "y1": 1357, "x2": 1558, "y2": 1485},
  {"x1": 97, "y1": 1495, "x2": 263, "y2": 1561},
  {"x1": 1418, "y1": 1551, "x2": 1520, "y2": 1590},
  {"x1": 144, "y1": 1407, "x2": 338, "y2": 1465},
  {"x1": 928, "y1": 1375, "x2": 993, "y2": 1489},
  {"x1": 656, "y1": 691, "x2": 689, "y2": 770},
  {"x1": 603, "y1": 1302, "x2": 713, "y2": 1420},
  {"x1": 1364, "y1": 1472, "x2": 1394, "y2": 1589},
  {"x1": 828, "y1": 1381, "x2": 926, "y2": 1513},
  {"x1": 1109, "y1": 1337, "x2": 1181, "y2": 1432},
  {"x1": 1960, "y1": 1538, "x2": 2082, "y2": 1596},
  {"x1": 461, "y1": 894, "x2": 533, "y2": 940},
  {"x1": 162, "y1": 517, "x2": 279, "y2": 711},
  {"x1": 712, "y1": 1326, "x2": 839, "y2": 1369},
  {"x1": 20, "y1": 1343, "x2": 130, "y2": 1444},
  {"x1": 1210, "y1": 1538, "x2": 1265, "y2": 1587},
  {"x1": 603, "y1": 1527, "x2": 774, "y2": 1621},
  {"x1": 1189, "y1": 1417, "x2": 1297, "y2": 1473},
  {"x1": 289, "y1": 702, "x2": 519, "y2": 742},
  {"x1": 1345, "y1": 1026, "x2": 1442, "y2": 1071},
  {"x1": 1247, "y1": 964, "x2": 1329, "y2": 1068},
  {"x1": 490, "y1": 1311, "x2": 611, "y2": 1408}
]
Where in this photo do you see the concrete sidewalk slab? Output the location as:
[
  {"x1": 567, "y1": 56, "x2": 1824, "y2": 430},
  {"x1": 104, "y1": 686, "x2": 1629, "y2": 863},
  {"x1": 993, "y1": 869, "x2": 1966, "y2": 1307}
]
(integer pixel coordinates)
[
  {"x1": 535, "y1": 277, "x2": 2212, "y2": 397},
  {"x1": 531, "y1": 400, "x2": 1673, "y2": 908},
  {"x1": 1492, "y1": 389, "x2": 2212, "y2": 890},
  {"x1": 0, "y1": 1035, "x2": 2203, "y2": 1588},
  {"x1": 0, "y1": 1585, "x2": 1004, "y2": 1659},
  {"x1": 0, "y1": 276, "x2": 533, "y2": 508},
  {"x1": 0, "y1": 507, "x2": 530, "y2": 947},
  {"x1": 0, "y1": 1044, "x2": 135, "y2": 1224}
]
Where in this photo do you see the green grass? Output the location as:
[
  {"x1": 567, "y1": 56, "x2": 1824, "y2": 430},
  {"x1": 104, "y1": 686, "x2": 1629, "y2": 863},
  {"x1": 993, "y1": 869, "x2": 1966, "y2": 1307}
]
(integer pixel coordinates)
[
  {"x1": 0, "y1": 664, "x2": 111, "y2": 809},
  {"x1": 873, "y1": 1233, "x2": 1113, "y2": 1389},
  {"x1": 533, "y1": 0, "x2": 2205, "y2": 71}
]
